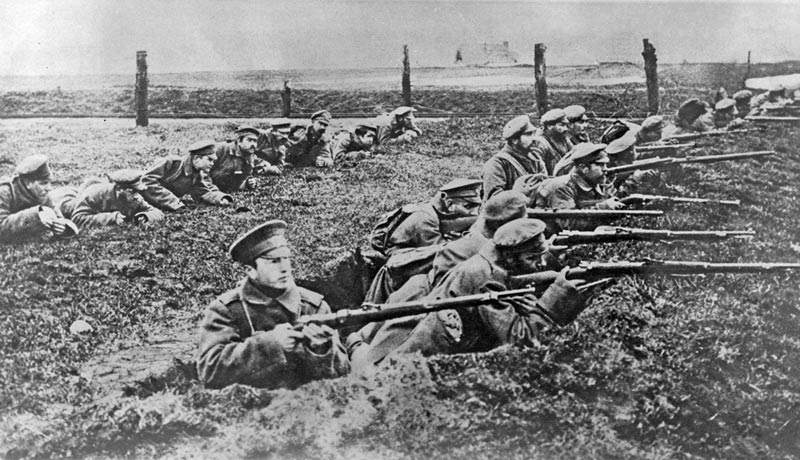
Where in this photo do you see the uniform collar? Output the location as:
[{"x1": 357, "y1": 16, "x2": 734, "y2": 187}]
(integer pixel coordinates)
[
  {"x1": 182, "y1": 154, "x2": 195, "y2": 176},
  {"x1": 501, "y1": 143, "x2": 528, "y2": 159},
  {"x1": 240, "y1": 277, "x2": 302, "y2": 316}
]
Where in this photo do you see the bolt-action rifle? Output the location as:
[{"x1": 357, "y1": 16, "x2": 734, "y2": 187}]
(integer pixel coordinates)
[
  {"x1": 510, "y1": 259, "x2": 800, "y2": 288},
  {"x1": 553, "y1": 227, "x2": 754, "y2": 245},
  {"x1": 440, "y1": 209, "x2": 664, "y2": 234},
  {"x1": 660, "y1": 128, "x2": 750, "y2": 142},
  {"x1": 607, "y1": 150, "x2": 776, "y2": 175},
  {"x1": 296, "y1": 259, "x2": 800, "y2": 329}
]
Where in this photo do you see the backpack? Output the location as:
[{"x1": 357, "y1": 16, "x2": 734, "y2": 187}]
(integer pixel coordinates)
[{"x1": 369, "y1": 205, "x2": 416, "y2": 254}]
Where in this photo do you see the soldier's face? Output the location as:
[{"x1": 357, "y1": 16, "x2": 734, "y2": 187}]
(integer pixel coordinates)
[
  {"x1": 115, "y1": 186, "x2": 139, "y2": 202},
  {"x1": 446, "y1": 196, "x2": 481, "y2": 217},
  {"x1": 581, "y1": 161, "x2": 608, "y2": 186},
  {"x1": 312, "y1": 120, "x2": 328, "y2": 134},
  {"x1": 515, "y1": 128, "x2": 537, "y2": 152},
  {"x1": 249, "y1": 246, "x2": 293, "y2": 291},
  {"x1": 571, "y1": 118, "x2": 589, "y2": 135},
  {"x1": 192, "y1": 154, "x2": 216, "y2": 172},
  {"x1": 357, "y1": 131, "x2": 376, "y2": 147},
  {"x1": 507, "y1": 250, "x2": 548, "y2": 274},
  {"x1": 714, "y1": 108, "x2": 737, "y2": 128},
  {"x1": 237, "y1": 135, "x2": 258, "y2": 155},
  {"x1": 548, "y1": 120, "x2": 569, "y2": 137},
  {"x1": 691, "y1": 111, "x2": 715, "y2": 132},
  {"x1": 638, "y1": 129, "x2": 661, "y2": 144},
  {"x1": 25, "y1": 178, "x2": 52, "y2": 201}
]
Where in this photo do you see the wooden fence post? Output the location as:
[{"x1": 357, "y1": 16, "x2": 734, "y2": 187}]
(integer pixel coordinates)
[
  {"x1": 135, "y1": 51, "x2": 148, "y2": 127},
  {"x1": 402, "y1": 45, "x2": 412, "y2": 106},
  {"x1": 281, "y1": 80, "x2": 291, "y2": 117},
  {"x1": 642, "y1": 39, "x2": 659, "y2": 114},
  {"x1": 534, "y1": 43, "x2": 548, "y2": 115},
  {"x1": 744, "y1": 50, "x2": 751, "y2": 86}
]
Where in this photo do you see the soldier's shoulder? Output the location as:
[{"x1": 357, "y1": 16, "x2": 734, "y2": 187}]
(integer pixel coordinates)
[
  {"x1": 213, "y1": 287, "x2": 242, "y2": 307},
  {"x1": 297, "y1": 286, "x2": 325, "y2": 307}
]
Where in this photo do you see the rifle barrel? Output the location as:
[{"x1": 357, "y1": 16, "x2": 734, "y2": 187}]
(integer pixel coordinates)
[
  {"x1": 512, "y1": 260, "x2": 800, "y2": 286},
  {"x1": 553, "y1": 228, "x2": 755, "y2": 245},
  {"x1": 609, "y1": 150, "x2": 776, "y2": 174},
  {"x1": 622, "y1": 194, "x2": 741, "y2": 206},
  {"x1": 296, "y1": 287, "x2": 539, "y2": 328},
  {"x1": 527, "y1": 208, "x2": 664, "y2": 218}
]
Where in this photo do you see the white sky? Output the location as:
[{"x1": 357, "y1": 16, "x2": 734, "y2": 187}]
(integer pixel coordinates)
[{"x1": 1, "y1": 0, "x2": 799, "y2": 75}]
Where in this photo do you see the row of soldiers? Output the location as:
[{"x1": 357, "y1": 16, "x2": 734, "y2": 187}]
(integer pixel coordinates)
[
  {"x1": 0, "y1": 107, "x2": 422, "y2": 243},
  {"x1": 194, "y1": 90, "x2": 782, "y2": 389}
]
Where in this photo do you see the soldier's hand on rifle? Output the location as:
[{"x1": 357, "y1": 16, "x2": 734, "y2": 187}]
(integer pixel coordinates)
[
  {"x1": 245, "y1": 176, "x2": 258, "y2": 189},
  {"x1": 301, "y1": 323, "x2": 334, "y2": 354},
  {"x1": 219, "y1": 196, "x2": 233, "y2": 207},
  {"x1": 272, "y1": 323, "x2": 305, "y2": 352},
  {"x1": 112, "y1": 211, "x2": 128, "y2": 226},
  {"x1": 599, "y1": 197, "x2": 626, "y2": 210}
]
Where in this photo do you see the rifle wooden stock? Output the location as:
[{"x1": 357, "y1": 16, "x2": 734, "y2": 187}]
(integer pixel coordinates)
[
  {"x1": 661, "y1": 129, "x2": 750, "y2": 142},
  {"x1": 553, "y1": 227, "x2": 755, "y2": 245},
  {"x1": 511, "y1": 260, "x2": 800, "y2": 287},
  {"x1": 608, "y1": 150, "x2": 776, "y2": 174},
  {"x1": 295, "y1": 287, "x2": 539, "y2": 329},
  {"x1": 621, "y1": 194, "x2": 740, "y2": 207}
]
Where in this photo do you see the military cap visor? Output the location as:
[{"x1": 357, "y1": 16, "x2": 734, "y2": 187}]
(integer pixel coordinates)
[
  {"x1": 229, "y1": 220, "x2": 289, "y2": 264},
  {"x1": 732, "y1": 90, "x2": 753, "y2": 101},
  {"x1": 391, "y1": 106, "x2": 416, "y2": 117},
  {"x1": 571, "y1": 142, "x2": 609, "y2": 164},
  {"x1": 235, "y1": 126, "x2": 261, "y2": 139},
  {"x1": 311, "y1": 110, "x2": 332, "y2": 124},
  {"x1": 493, "y1": 218, "x2": 549, "y2": 254},
  {"x1": 440, "y1": 178, "x2": 482, "y2": 197},
  {"x1": 188, "y1": 140, "x2": 216, "y2": 156},
  {"x1": 270, "y1": 121, "x2": 292, "y2": 130},
  {"x1": 356, "y1": 123, "x2": 378, "y2": 134},
  {"x1": 15, "y1": 154, "x2": 52, "y2": 180}
]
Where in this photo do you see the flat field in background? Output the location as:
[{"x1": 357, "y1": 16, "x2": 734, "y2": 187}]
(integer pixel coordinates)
[{"x1": 0, "y1": 63, "x2": 799, "y2": 459}]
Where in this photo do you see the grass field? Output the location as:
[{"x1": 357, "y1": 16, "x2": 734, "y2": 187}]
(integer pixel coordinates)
[{"x1": 1, "y1": 64, "x2": 799, "y2": 459}]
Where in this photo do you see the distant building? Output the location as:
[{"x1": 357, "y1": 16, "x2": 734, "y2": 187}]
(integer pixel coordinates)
[{"x1": 455, "y1": 41, "x2": 519, "y2": 66}]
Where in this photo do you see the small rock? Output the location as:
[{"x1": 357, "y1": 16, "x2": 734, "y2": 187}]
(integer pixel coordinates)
[{"x1": 70, "y1": 319, "x2": 94, "y2": 335}]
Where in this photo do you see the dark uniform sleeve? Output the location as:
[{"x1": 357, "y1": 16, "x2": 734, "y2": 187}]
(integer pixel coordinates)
[
  {"x1": 141, "y1": 160, "x2": 184, "y2": 211},
  {"x1": 313, "y1": 136, "x2": 334, "y2": 168},
  {"x1": 196, "y1": 298, "x2": 291, "y2": 389},
  {"x1": 529, "y1": 137, "x2": 556, "y2": 176},
  {"x1": 0, "y1": 187, "x2": 47, "y2": 242},
  {"x1": 386, "y1": 209, "x2": 442, "y2": 255},
  {"x1": 71, "y1": 186, "x2": 123, "y2": 227},
  {"x1": 482, "y1": 156, "x2": 511, "y2": 201},
  {"x1": 193, "y1": 173, "x2": 232, "y2": 206}
]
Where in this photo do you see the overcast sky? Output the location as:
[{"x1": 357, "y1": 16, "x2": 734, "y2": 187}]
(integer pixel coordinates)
[{"x1": 1, "y1": 0, "x2": 799, "y2": 76}]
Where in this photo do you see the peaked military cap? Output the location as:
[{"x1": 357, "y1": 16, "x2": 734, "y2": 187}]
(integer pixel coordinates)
[
  {"x1": 356, "y1": 122, "x2": 378, "y2": 134},
  {"x1": 715, "y1": 98, "x2": 736, "y2": 111},
  {"x1": 15, "y1": 154, "x2": 52, "y2": 180},
  {"x1": 108, "y1": 169, "x2": 146, "y2": 191},
  {"x1": 640, "y1": 115, "x2": 666, "y2": 132},
  {"x1": 502, "y1": 115, "x2": 535, "y2": 140},
  {"x1": 483, "y1": 191, "x2": 528, "y2": 226},
  {"x1": 572, "y1": 142, "x2": 609, "y2": 164},
  {"x1": 270, "y1": 121, "x2": 292, "y2": 131},
  {"x1": 605, "y1": 133, "x2": 637, "y2": 155},
  {"x1": 235, "y1": 126, "x2": 261, "y2": 139},
  {"x1": 310, "y1": 110, "x2": 332, "y2": 124},
  {"x1": 440, "y1": 178, "x2": 482, "y2": 201},
  {"x1": 188, "y1": 139, "x2": 216, "y2": 156},
  {"x1": 229, "y1": 220, "x2": 289, "y2": 264},
  {"x1": 390, "y1": 106, "x2": 416, "y2": 117},
  {"x1": 677, "y1": 98, "x2": 710, "y2": 124},
  {"x1": 732, "y1": 89, "x2": 753, "y2": 101},
  {"x1": 493, "y1": 218, "x2": 548, "y2": 254},
  {"x1": 540, "y1": 108, "x2": 568, "y2": 125},
  {"x1": 564, "y1": 105, "x2": 588, "y2": 122}
]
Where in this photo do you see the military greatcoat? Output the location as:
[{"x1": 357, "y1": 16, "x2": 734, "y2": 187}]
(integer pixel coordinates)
[
  {"x1": 141, "y1": 155, "x2": 231, "y2": 211},
  {"x1": 197, "y1": 278, "x2": 350, "y2": 389},
  {"x1": 70, "y1": 182, "x2": 156, "y2": 228},
  {"x1": 0, "y1": 176, "x2": 47, "y2": 242},
  {"x1": 210, "y1": 142, "x2": 255, "y2": 193},
  {"x1": 285, "y1": 128, "x2": 333, "y2": 168},
  {"x1": 530, "y1": 132, "x2": 574, "y2": 176},
  {"x1": 481, "y1": 144, "x2": 547, "y2": 201}
]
